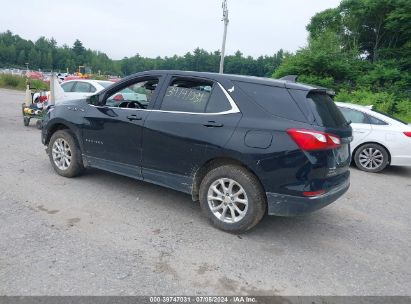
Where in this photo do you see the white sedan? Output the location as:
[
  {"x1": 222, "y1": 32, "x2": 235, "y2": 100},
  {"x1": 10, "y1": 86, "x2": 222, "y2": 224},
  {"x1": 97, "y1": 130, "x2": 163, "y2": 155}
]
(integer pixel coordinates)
[
  {"x1": 336, "y1": 102, "x2": 411, "y2": 172},
  {"x1": 59, "y1": 79, "x2": 114, "y2": 101}
]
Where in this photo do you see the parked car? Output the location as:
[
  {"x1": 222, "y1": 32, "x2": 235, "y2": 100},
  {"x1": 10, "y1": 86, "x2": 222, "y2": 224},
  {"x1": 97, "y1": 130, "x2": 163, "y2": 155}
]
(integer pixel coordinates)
[
  {"x1": 41, "y1": 71, "x2": 352, "y2": 233},
  {"x1": 336, "y1": 102, "x2": 411, "y2": 172},
  {"x1": 106, "y1": 87, "x2": 149, "y2": 108},
  {"x1": 59, "y1": 79, "x2": 114, "y2": 101}
]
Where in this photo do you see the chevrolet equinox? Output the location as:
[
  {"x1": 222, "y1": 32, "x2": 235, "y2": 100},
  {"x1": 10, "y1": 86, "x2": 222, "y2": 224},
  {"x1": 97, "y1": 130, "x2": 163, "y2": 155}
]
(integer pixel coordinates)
[{"x1": 42, "y1": 71, "x2": 352, "y2": 233}]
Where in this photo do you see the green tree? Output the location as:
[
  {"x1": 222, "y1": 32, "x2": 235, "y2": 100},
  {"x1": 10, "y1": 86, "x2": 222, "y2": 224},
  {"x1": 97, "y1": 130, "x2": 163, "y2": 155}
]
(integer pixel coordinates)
[
  {"x1": 28, "y1": 48, "x2": 39, "y2": 68},
  {"x1": 17, "y1": 50, "x2": 25, "y2": 66}
]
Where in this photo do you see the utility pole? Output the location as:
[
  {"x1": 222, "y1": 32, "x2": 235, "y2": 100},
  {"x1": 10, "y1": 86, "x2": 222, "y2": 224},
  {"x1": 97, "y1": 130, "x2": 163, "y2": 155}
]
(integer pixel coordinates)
[{"x1": 219, "y1": 0, "x2": 229, "y2": 74}]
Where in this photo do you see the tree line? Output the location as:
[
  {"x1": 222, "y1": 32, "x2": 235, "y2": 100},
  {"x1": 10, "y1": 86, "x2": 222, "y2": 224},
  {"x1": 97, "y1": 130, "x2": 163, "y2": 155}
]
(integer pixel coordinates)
[
  {"x1": 0, "y1": 0, "x2": 410, "y2": 121},
  {"x1": 0, "y1": 31, "x2": 284, "y2": 77}
]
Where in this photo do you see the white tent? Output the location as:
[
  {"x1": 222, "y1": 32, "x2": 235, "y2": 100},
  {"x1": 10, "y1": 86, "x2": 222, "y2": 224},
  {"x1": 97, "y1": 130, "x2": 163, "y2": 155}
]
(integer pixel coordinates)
[{"x1": 49, "y1": 73, "x2": 65, "y2": 105}]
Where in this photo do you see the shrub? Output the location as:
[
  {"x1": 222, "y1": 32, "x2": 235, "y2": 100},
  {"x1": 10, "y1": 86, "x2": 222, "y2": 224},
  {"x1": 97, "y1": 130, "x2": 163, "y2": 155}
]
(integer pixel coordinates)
[
  {"x1": 0, "y1": 74, "x2": 49, "y2": 91},
  {"x1": 335, "y1": 89, "x2": 411, "y2": 122},
  {"x1": 0, "y1": 74, "x2": 25, "y2": 88}
]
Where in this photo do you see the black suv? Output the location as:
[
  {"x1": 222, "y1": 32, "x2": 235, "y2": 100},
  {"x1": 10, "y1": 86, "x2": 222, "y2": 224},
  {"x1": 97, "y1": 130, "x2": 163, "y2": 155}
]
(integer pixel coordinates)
[{"x1": 42, "y1": 71, "x2": 352, "y2": 233}]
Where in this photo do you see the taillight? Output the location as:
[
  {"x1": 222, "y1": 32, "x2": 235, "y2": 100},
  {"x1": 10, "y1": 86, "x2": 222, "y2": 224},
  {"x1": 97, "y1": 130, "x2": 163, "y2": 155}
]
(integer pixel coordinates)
[
  {"x1": 113, "y1": 94, "x2": 124, "y2": 101},
  {"x1": 287, "y1": 129, "x2": 341, "y2": 151},
  {"x1": 303, "y1": 190, "x2": 326, "y2": 197},
  {"x1": 404, "y1": 132, "x2": 411, "y2": 137}
]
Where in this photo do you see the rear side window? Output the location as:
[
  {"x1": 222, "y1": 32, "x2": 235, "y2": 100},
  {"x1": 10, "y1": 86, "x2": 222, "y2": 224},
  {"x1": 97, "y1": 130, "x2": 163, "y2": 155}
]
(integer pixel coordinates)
[
  {"x1": 160, "y1": 78, "x2": 231, "y2": 113},
  {"x1": 306, "y1": 92, "x2": 347, "y2": 127},
  {"x1": 74, "y1": 82, "x2": 92, "y2": 93},
  {"x1": 234, "y1": 81, "x2": 307, "y2": 122},
  {"x1": 61, "y1": 82, "x2": 75, "y2": 92},
  {"x1": 205, "y1": 85, "x2": 231, "y2": 113},
  {"x1": 367, "y1": 115, "x2": 388, "y2": 125},
  {"x1": 339, "y1": 107, "x2": 369, "y2": 124},
  {"x1": 161, "y1": 78, "x2": 212, "y2": 113}
]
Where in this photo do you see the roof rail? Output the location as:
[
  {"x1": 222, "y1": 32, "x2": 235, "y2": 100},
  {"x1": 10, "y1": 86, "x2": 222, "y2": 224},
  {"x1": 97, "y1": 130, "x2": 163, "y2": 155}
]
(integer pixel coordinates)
[{"x1": 279, "y1": 75, "x2": 298, "y2": 82}]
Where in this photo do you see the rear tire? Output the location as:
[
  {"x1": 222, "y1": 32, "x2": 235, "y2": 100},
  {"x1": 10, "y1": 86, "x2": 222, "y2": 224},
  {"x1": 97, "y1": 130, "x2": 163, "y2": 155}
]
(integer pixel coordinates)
[
  {"x1": 48, "y1": 130, "x2": 84, "y2": 178},
  {"x1": 354, "y1": 143, "x2": 389, "y2": 173},
  {"x1": 199, "y1": 165, "x2": 266, "y2": 233},
  {"x1": 36, "y1": 120, "x2": 43, "y2": 130}
]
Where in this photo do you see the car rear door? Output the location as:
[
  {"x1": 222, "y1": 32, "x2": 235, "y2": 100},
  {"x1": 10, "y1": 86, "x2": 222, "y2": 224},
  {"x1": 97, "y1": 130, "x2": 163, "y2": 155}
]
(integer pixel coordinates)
[
  {"x1": 70, "y1": 81, "x2": 96, "y2": 100},
  {"x1": 338, "y1": 107, "x2": 372, "y2": 149},
  {"x1": 141, "y1": 75, "x2": 242, "y2": 193}
]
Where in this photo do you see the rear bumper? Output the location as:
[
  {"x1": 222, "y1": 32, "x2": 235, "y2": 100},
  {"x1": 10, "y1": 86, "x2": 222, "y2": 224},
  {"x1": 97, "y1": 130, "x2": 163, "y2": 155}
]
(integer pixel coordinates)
[
  {"x1": 390, "y1": 156, "x2": 411, "y2": 167},
  {"x1": 266, "y1": 179, "x2": 350, "y2": 216}
]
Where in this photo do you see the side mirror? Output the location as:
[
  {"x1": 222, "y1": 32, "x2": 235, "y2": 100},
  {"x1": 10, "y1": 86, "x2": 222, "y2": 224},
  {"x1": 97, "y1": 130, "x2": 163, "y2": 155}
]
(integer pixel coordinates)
[{"x1": 88, "y1": 94, "x2": 104, "y2": 106}]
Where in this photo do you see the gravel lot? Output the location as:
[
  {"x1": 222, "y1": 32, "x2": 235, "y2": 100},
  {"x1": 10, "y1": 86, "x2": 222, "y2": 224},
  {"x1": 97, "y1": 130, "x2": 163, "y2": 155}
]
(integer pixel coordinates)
[{"x1": 0, "y1": 88, "x2": 410, "y2": 296}]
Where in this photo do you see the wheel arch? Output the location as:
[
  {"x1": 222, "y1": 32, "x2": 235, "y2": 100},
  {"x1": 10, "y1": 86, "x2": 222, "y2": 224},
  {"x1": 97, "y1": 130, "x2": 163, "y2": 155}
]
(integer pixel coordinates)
[
  {"x1": 45, "y1": 122, "x2": 83, "y2": 154},
  {"x1": 352, "y1": 141, "x2": 391, "y2": 164},
  {"x1": 45, "y1": 122, "x2": 70, "y2": 145},
  {"x1": 191, "y1": 156, "x2": 262, "y2": 201}
]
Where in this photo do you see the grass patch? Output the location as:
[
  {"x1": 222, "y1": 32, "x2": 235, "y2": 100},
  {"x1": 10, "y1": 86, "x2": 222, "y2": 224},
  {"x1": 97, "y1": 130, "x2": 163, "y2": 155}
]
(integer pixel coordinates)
[{"x1": 0, "y1": 74, "x2": 49, "y2": 91}]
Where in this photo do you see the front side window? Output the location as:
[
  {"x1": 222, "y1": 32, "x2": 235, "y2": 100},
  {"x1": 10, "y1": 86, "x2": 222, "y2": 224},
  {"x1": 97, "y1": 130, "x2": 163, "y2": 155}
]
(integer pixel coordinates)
[
  {"x1": 339, "y1": 107, "x2": 369, "y2": 124},
  {"x1": 106, "y1": 78, "x2": 159, "y2": 109}
]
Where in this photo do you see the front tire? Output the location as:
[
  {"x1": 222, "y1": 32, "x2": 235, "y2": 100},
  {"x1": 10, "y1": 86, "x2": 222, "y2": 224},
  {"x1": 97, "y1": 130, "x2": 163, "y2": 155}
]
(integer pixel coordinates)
[
  {"x1": 199, "y1": 165, "x2": 266, "y2": 233},
  {"x1": 354, "y1": 143, "x2": 389, "y2": 173},
  {"x1": 48, "y1": 130, "x2": 84, "y2": 177}
]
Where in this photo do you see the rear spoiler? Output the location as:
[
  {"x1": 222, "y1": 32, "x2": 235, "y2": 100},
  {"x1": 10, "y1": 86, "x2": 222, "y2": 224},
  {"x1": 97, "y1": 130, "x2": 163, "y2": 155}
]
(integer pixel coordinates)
[
  {"x1": 308, "y1": 88, "x2": 336, "y2": 97},
  {"x1": 280, "y1": 75, "x2": 335, "y2": 96},
  {"x1": 279, "y1": 75, "x2": 298, "y2": 82}
]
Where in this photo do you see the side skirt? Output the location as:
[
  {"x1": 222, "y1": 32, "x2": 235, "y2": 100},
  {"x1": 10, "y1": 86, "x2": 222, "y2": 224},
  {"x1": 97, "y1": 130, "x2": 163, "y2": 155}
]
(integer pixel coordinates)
[{"x1": 83, "y1": 155, "x2": 193, "y2": 195}]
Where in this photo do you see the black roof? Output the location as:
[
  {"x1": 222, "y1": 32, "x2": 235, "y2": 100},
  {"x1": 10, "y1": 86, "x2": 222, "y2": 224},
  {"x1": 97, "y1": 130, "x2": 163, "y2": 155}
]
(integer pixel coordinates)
[{"x1": 130, "y1": 70, "x2": 319, "y2": 91}]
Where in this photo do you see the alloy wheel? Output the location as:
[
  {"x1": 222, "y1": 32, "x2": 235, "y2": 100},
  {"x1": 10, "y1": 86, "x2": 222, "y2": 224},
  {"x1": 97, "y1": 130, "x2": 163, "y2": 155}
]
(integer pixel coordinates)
[
  {"x1": 359, "y1": 147, "x2": 384, "y2": 170},
  {"x1": 207, "y1": 178, "x2": 248, "y2": 223},
  {"x1": 52, "y1": 138, "x2": 72, "y2": 170}
]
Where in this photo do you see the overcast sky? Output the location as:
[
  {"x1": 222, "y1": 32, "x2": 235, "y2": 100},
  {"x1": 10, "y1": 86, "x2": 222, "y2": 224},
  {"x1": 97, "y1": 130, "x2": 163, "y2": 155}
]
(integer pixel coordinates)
[{"x1": 1, "y1": 0, "x2": 340, "y2": 59}]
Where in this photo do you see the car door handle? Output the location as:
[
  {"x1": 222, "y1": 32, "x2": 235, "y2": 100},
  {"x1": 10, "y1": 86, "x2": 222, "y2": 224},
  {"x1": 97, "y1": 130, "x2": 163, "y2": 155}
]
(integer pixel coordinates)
[
  {"x1": 127, "y1": 114, "x2": 142, "y2": 121},
  {"x1": 203, "y1": 121, "x2": 224, "y2": 128}
]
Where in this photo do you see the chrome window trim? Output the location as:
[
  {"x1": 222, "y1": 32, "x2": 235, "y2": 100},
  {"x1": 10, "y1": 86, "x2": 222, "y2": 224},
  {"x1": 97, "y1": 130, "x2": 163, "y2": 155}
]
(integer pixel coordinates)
[{"x1": 90, "y1": 82, "x2": 241, "y2": 115}]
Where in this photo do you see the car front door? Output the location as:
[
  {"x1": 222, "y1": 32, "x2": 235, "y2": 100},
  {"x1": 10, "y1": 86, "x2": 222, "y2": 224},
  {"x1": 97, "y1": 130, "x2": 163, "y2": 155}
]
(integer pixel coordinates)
[
  {"x1": 141, "y1": 75, "x2": 242, "y2": 193},
  {"x1": 82, "y1": 76, "x2": 164, "y2": 179}
]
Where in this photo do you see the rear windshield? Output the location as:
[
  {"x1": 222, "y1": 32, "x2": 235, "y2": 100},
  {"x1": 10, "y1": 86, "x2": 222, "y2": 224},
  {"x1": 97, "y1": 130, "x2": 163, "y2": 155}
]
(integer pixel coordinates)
[
  {"x1": 306, "y1": 92, "x2": 347, "y2": 127},
  {"x1": 234, "y1": 81, "x2": 307, "y2": 122},
  {"x1": 372, "y1": 109, "x2": 408, "y2": 125},
  {"x1": 97, "y1": 81, "x2": 114, "y2": 89}
]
